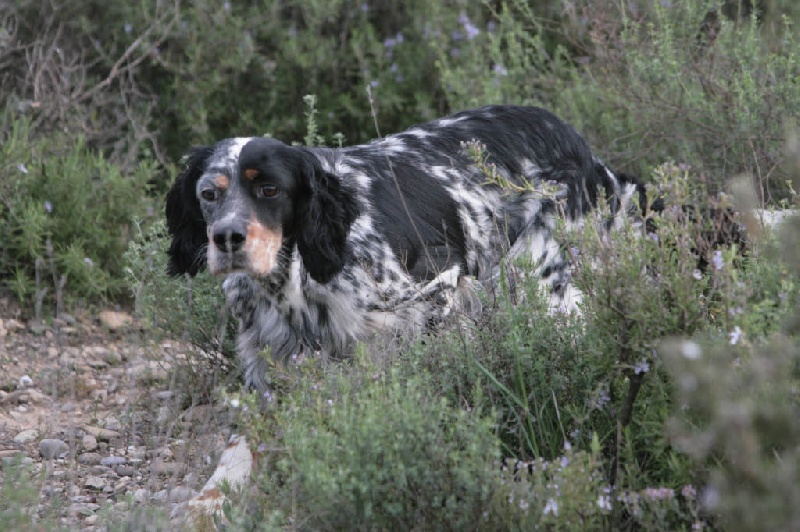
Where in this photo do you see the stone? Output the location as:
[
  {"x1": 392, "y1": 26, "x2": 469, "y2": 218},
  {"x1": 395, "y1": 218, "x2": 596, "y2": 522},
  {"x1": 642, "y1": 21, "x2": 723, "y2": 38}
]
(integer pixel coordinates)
[
  {"x1": 82, "y1": 425, "x2": 121, "y2": 441},
  {"x1": 39, "y1": 438, "x2": 69, "y2": 460},
  {"x1": 100, "y1": 456, "x2": 127, "y2": 467},
  {"x1": 77, "y1": 453, "x2": 102, "y2": 465},
  {"x1": 84, "y1": 476, "x2": 107, "y2": 491},
  {"x1": 82, "y1": 435, "x2": 98, "y2": 452},
  {"x1": 168, "y1": 485, "x2": 195, "y2": 503},
  {"x1": 12, "y1": 428, "x2": 38, "y2": 444},
  {"x1": 98, "y1": 310, "x2": 133, "y2": 331},
  {"x1": 132, "y1": 488, "x2": 149, "y2": 503}
]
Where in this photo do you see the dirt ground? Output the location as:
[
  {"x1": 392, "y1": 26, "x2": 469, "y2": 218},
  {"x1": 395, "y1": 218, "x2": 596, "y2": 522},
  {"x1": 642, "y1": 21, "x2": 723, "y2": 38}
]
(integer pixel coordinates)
[{"x1": 0, "y1": 296, "x2": 237, "y2": 530}]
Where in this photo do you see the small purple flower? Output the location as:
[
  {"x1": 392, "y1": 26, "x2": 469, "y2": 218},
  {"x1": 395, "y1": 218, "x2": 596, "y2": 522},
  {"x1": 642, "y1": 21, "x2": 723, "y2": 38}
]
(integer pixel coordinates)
[
  {"x1": 223, "y1": 1, "x2": 231, "y2": 11},
  {"x1": 450, "y1": 47, "x2": 460, "y2": 58},
  {"x1": 369, "y1": 80, "x2": 379, "y2": 88},
  {"x1": 83, "y1": 257, "x2": 94, "y2": 268},
  {"x1": 384, "y1": 37, "x2": 397, "y2": 48},
  {"x1": 124, "y1": 23, "x2": 133, "y2": 34},
  {"x1": 493, "y1": 63, "x2": 508, "y2": 76},
  {"x1": 634, "y1": 359, "x2": 650, "y2": 375},
  {"x1": 543, "y1": 497, "x2": 559, "y2": 516},
  {"x1": 643, "y1": 487, "x2": 674, "y2": 501},
  {"x1": 44, "y1": 201, "x2": 53, "y2": 213},
  {"x1": 17, "y1": 163, "x2": 28, "y2": 174},
  {"x1": 681, "y1": 484, "x2": 696, "y2": 499},
  {"x1": 728, "y1": 325, "x2": 742, "y2": 345},
  {"x1": 486, "y1": 21, "x2": 496, "y2": 32},
  {"x1": 681, "y1": 340, "x2": 701, "y2": 360},
  {"x1": 459, "y1": 12, "x2": 481, "y2": 40},
  {"x1": 257, "y1": 442, "x2": 268, "y2": 452},
  {"x1": 262, "y1": 390, "x2": 274, "y2": 402},
  {"x1": 712, "y1": 250, "x2": 724, "y2": 271},
  {"x1": 560, "y1": 455, "x2": 569, "y2": 468},
  {"x1": 597, "y1": 494, "x2": 612, "y2": 511},
  {"x1": 594, "y1": 388, "x2": 610, "y2": 409},
  {"x1": 451, "y1": 29, "x2": 463, "y2": 41},
  {"x1": 361, "y1": 2, "x2": 368, "y2": 12},
  {"x1": 390, "y1": 62, "x2": 398, "y2": 73},
  {"x1": 692, "y1": 269, "x2": 702, "y2": 280}
]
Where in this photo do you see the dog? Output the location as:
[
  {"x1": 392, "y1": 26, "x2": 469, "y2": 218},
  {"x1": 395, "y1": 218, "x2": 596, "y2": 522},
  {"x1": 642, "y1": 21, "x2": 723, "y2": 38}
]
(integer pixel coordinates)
[
  {"x1": 165, "y1": 105, "x2": 645, "y2": 393},
  {"x1": 165, "y1": 105, "x2": 774, "y2": 523}
]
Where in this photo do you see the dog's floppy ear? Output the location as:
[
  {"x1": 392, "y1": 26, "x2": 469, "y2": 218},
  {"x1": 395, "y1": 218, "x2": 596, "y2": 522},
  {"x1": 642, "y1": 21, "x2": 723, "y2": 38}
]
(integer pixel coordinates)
[
  {"x1": 165, "y1": 146, "x2": 215, "y2": 276},
  {"x1": 292, "y1": 148, "x2": 359, "y2": 284}
]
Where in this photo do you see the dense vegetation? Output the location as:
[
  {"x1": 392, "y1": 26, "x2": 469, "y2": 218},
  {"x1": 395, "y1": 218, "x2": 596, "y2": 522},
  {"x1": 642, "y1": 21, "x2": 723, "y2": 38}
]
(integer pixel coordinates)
[{"x1": 3, "y1": 0, "x2": 800, "y2": 530}]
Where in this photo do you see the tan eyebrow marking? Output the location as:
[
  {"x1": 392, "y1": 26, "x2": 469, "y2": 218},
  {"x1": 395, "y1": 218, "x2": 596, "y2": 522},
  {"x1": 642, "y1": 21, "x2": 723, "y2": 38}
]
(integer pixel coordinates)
[
  {"x1": 214, "y1": 174, "x2": 230, "y2": 189},
  {"x1": 244, "y1": 169, "x2": 259, "y2": 181}
]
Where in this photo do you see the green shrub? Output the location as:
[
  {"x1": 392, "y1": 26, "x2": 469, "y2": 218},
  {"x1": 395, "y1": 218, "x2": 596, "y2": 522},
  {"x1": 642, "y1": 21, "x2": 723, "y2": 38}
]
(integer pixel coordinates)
[
  {"x1": 435, "y1": 0, "x2": 800, "y2": 203},
  {"x1": 231, "y1": 358, "x2": 501, "y2": 531},
  {"x1": 0, "y1": 118, "x2": 154, "y2": 306}
]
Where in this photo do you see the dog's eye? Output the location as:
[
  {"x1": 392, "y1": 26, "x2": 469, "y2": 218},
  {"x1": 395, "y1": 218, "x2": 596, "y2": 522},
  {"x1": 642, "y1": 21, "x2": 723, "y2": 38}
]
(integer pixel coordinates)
[
  {"x1": 200, "y1": 188, "x2": 219, "y2": 202},
  {"x1": 257, "y1": 184, "x2": 279, "y2": 199}
]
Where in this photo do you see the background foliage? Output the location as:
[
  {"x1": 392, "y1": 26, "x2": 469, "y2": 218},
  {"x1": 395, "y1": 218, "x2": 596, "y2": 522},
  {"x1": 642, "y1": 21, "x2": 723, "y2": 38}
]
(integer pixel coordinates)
[
  {"x1": 2, "y1": 0, "x2": 799, "y2": 303},
  {"x1": 2, "y1": 1, "x2": 800, "y2": 530}
]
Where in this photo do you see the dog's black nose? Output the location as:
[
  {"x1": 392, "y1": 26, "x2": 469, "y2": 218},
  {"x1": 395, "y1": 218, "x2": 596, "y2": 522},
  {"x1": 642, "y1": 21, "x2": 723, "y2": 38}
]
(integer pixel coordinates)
[{"x1": 213, "y1": 224, "x2": 246, "y2": 253}]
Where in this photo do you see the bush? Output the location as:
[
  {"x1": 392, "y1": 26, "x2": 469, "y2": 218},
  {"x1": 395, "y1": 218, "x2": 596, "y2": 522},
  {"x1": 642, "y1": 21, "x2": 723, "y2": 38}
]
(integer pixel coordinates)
[
  {"x1": 435, "y1": 0, "x2": 800, "y2": 203},
  {"x1": 231, "y1": 359, "x2": 501, "y2": 531},
  {"x1": 0, "y1": 118, "x2": 154, "y2": 307}
]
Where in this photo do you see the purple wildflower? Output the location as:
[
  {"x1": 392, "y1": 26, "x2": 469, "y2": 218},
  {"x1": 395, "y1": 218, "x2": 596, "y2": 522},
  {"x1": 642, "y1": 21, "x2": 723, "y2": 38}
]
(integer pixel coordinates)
[
  {"x1": 634, "y1": 359, "x2": 650, "y2": 375},
  {"x1": 493, "y1": 63, "x2": 508, "y2": 76},
  {"x1": 44, "y1": 201, "x2": 53, "y2": 213},
  {"x1": 17, "y1": 163, "x2": 28, "y2": 174},
  {"x1": 712, "y1": 250, "x2": 724, "y2": 271},
  {"x1": 459, "y1": 12, "x2": 481, "y2": 39},
  {"x1": 544, "y1": 497, "x2": 559, "y2": 516},
  {"x1": 728, "y1": 326, "x2": 742, "y2": 345},
  {"x1": 597, "y1": 494, "x2": 612, "y2": 511}
]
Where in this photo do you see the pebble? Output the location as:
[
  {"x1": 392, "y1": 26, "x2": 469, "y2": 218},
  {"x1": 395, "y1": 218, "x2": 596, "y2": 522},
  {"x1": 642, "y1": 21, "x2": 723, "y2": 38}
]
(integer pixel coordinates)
[
  {"x1": 82, "y1": 425, "x2": 121, "y2": 441},
  {"x1": 151, "y1": 461, "x2": 182, "y2": 475},
  {"x1": 82, "y1": 435, "x2": 98, "y2": 452},
  {"x1": 39, "y1": 438, "x2": 69, "y2": 460},
  {"x1": 84, "y1": 476, "x2": 107, "y2": 491},
  {"x1": 77, "y1": 453, "x2": 102, "y2": 465},
  {"x1": 100, "y1": 456, "x2": 127, "y2": 467},
  {"x1": 98, "y1": 310, "x2": 133, "y2": 331},
  {"x1": 13, "y1": 428, "x2": 39, "y2": 444},
  {"x1": 4, "y1": 318, "x2": 24, "y2": 332},
  {"x1": 168, "y1": 485, "x2": 195, "y2": 503},
  {"x1": 132, "y1": 488, "x2": 150, "y2": 503},
  {"x1": 116, "y1": 465, "x2": 135, "y2": 477}
]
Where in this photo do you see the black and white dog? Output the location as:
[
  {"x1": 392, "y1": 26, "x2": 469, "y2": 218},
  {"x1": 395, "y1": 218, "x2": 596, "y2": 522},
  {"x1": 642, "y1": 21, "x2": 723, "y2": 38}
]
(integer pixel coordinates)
[{"x1": 165, "y1": 105, "x2": 644, "y2": 393}]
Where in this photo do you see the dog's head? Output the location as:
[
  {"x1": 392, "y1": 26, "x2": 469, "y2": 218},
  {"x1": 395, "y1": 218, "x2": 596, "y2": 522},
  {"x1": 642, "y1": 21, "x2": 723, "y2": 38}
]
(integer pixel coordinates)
[{"x1": 165, "y1": 137, "x2": 359, "y2": 283}]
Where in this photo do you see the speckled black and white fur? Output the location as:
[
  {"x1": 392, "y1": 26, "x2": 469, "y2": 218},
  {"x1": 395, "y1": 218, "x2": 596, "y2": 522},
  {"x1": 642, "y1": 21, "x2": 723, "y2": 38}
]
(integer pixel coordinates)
[{"x1": 165, "y1": 105, "x2": 644, "y2": 392}]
